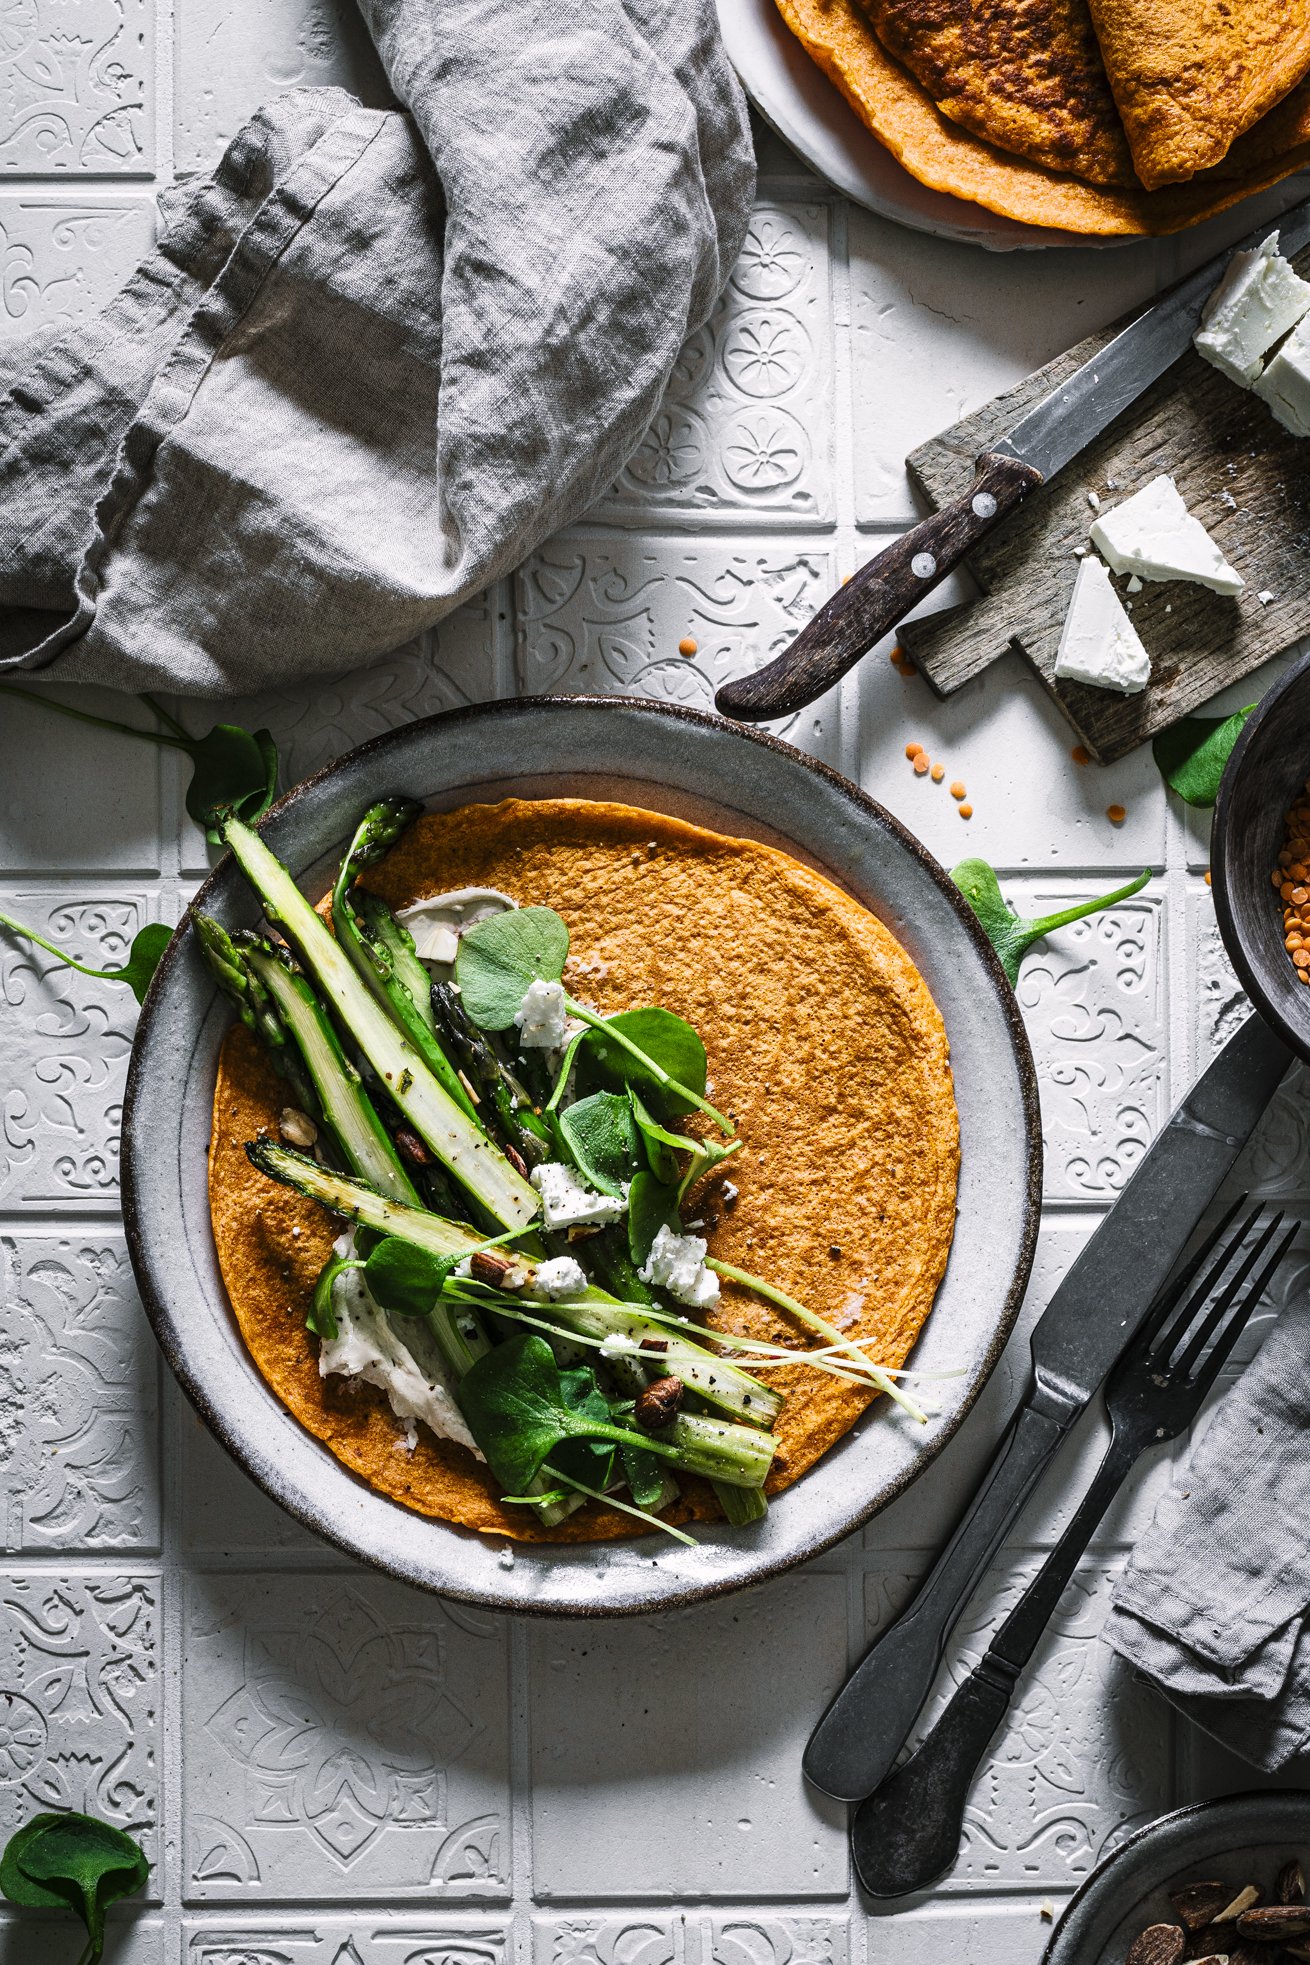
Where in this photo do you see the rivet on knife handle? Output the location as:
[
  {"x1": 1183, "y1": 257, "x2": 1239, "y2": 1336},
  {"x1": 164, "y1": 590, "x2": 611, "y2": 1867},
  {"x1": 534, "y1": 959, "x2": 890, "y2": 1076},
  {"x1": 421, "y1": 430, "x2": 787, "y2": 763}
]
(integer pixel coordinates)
[{"x1": 714, "y1": 450, "x2": 1043, "y2": 725}]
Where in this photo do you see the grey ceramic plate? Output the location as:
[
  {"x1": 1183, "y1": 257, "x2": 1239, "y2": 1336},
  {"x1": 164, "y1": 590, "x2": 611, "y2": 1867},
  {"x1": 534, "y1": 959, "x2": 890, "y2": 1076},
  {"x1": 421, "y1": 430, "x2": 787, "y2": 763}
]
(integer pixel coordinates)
[
  {"x1": 122, "y1": 696, "x2": 1040, "y2": 1616},
  {"x1": 1044, "y1": 1792, "x2": 1310, "y2": 1963}
]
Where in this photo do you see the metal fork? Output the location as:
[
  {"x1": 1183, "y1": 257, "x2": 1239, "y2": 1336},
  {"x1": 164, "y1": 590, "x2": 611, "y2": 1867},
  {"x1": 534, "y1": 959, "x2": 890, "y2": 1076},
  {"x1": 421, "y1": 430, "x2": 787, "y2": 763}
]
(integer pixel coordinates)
[{"x1": 850, "y1": 1200, "x2": 1298, "y2": 1900}]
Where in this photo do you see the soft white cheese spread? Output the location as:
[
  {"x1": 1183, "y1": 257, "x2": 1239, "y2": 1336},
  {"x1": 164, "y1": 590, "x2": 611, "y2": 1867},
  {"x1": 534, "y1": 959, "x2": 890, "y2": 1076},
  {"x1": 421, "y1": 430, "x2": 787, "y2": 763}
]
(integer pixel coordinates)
[
  {"x1": 317, "y1": 1236, "x2": 483, "y2": 1458},
  {"x1": 531, "y1": 1254, "x2": 589, "y2": 1300},
  {"x1": 1088, "y1": 475, "x2": 1243, "y2": 595},
  {"x1": 1053, "y1": 555, "x2": 1151, "y2": 695},
  {"x1": 515, "y1": 977, "x2": 568, "y2": 1049},
  {"x1": 395, "y1": 887, "x2": 516, "y2": 971},
  {"x1": 530, "y1": 1161, "x2": 627, "y2": 1230},
  {"x1": 640, "y1": 1223, "x2": 720, "y2": 1310},
  {"x1": 1254, "y1": 314, "x2": 1310, "y2": 437},
  {"x1": 1194, "y1": 232, "x2": 1310, "y2": 385},
  {"x1": 598, "y1": 1330, "x2": 640, "y2": 1358}
]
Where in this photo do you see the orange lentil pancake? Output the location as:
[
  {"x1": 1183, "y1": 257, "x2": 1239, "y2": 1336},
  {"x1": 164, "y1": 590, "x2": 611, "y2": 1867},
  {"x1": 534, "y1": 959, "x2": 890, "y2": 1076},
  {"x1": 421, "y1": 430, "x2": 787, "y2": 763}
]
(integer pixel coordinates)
[{"x1": 209, "y1": 798, "x2": 960, "y2": 1541}]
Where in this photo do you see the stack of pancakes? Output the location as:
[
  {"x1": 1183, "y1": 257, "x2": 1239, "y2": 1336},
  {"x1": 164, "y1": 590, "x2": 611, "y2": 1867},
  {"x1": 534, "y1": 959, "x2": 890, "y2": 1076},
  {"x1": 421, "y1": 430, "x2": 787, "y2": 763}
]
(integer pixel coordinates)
[{"x1": 779, "y1": 0, "x2": 1310, "y2": 233}]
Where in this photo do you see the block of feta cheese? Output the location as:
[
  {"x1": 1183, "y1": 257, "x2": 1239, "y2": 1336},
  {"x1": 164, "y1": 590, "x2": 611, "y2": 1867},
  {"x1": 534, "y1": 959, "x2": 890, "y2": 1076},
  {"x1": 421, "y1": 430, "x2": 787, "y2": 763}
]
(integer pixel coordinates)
[
  {"x1": 1254, "y1": 313, "x2": 1310, "y2": 438},
  {"x1": 1193, "y1": 232, "x2": 1310, "y2": 386},
  {"x1": 1054, "y1": 555, "x2": 1151, "y2": 695},
  {"x1": 1089, "y1": 475, "x2": 1243, "y2": 595}
]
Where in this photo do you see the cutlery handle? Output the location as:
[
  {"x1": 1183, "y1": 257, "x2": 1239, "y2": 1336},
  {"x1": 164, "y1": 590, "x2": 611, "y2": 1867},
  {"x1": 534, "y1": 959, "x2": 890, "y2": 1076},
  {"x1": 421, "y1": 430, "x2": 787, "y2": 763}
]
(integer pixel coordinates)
[
  {"x1": 849, "y1": 1431, "x2": 1137, "y2": 1898},
  {"x1": 802, "y1": 1394, "x2": 1070, "y2": 1803},
  {"x1": 713, "y1": 450, "x2": 1042, "y2": 724}
]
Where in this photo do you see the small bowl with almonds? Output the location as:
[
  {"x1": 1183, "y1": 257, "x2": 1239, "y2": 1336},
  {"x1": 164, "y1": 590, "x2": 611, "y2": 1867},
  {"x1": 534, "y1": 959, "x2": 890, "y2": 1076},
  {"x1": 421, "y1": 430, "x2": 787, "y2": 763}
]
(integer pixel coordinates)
[{"x1": 1042, "y1": 1792, "x2": 1310, "y2": 1965}]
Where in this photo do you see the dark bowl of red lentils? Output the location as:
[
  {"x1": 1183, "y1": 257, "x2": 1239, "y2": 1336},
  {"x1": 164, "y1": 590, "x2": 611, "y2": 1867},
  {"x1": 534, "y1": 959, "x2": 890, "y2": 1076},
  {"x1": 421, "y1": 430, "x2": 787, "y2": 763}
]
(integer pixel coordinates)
[{"x1": 1213, "y1": 647, "x2": 1310, "y2": 1061}]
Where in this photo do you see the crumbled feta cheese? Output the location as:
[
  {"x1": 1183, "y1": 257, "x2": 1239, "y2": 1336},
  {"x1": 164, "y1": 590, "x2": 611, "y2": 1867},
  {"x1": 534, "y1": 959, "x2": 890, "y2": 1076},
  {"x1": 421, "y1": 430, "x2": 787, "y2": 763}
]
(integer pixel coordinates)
[
  {"x1": 1087, "y1": 490, "x2": 1101, "y2": 510},
  {"x1": 498, "y1": 1544, "x2": 515, "y2": 1570},
  {"x1": 1194, "y1": 231, "x2": 1310, "y2": 385},
  {"x1": 1053, "y1": 555, "x2": 1151, "y2": 696},
  {"x1": 317, "y1": 1253, "x2": 484, "y2": 1458},
  {"x1": 515, "y1": 977, "x2": 568, "y2": 1049},
  {"x1": 396, "y1": 888, "x2": 516, "y2": 970},
  {"x1": 1126, "y1": 574, "x2": 1143, "y2": 593},
  {"x1": 1219, "y1": 489, "x2": 1237, "y2": 510},
  {"x1": 1259, "y1": 589, "x2": 1275, "y2": 605},
  {"x1": 530, "y1": 1161, "x2": 627, "y2": 1230},
  {"x1": 1089, "y1": 475, "x2": 1243, "y2": 595},
  {"x1": 1254, "y1": 313, "x2": 1310, "y2": 437},
  {"x1": 532, "y1": 1255, "x2": 589, "y2": 1300},
  {"x1": 599, "y1": 1330, "x2": 640, "y2": 1358},
  {"x1": 721, "y1": 1180, "x2": 739, "y2": 1208},
  {"x1": 640, "y1": 1224, "x2": 720, "y2": 1310}
]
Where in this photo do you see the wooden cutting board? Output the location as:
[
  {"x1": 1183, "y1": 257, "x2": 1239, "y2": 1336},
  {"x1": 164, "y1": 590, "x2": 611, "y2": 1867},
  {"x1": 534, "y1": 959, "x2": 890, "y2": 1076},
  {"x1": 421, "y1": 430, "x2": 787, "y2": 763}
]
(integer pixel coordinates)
[{"x1": 899, "y1": 250, "x2": 1310, "y2": 763}]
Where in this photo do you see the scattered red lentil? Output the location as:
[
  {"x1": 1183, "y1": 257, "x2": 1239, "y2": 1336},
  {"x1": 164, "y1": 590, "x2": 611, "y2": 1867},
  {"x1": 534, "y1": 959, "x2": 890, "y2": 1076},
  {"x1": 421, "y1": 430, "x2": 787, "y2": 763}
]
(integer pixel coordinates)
[
  {"x1": 889, "y1": 648, "x2": 903, "y2": 667},
  {"x1": 1071, "y1": 744, "x2": 1091, "y2": 766},
  {"x1": 958, "y1": 802, "x2": 973, "y2": 819},
  {"x1": 949, "y1": 780, "x2": 966, "y2": 800},
  {"x1": 678, "y1": 636, "x2": 698, "y2": 657},
  {"x1": 1272, "y1": 779, "x2": 1310, "y2": 983},
  {"x1": 905, "y1": 742, "x2": 922, "y2": 761},
  {"x1": 930, "y1": 762, "x2": 945, "y2": 783},
  {"x1": 913, "y1": 753, "x2": 930, "y2": 776},
  {"x1": 1204, "y1": 870, "x2": 1212, "y2": 886},
  {"x1": 1107, "y1": 803, "x2": 1127, "y2": 825}
]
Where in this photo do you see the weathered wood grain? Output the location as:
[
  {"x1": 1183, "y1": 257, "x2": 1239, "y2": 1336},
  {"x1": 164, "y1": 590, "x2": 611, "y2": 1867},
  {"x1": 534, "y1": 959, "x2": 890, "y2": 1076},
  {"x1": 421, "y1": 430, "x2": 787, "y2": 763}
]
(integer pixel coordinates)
[{"x1": 900, "y1": 256, "x2": 1310, "y2": 762}]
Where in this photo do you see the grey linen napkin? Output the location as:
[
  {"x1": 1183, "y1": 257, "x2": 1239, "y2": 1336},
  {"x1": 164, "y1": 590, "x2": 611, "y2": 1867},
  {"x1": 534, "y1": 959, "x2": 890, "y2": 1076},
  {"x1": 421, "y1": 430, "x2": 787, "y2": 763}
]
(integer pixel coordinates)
[
  {"x1": 1104, "y1": 1295, "x2": 1310, "y2": 1770},
  {"x1": 0, "y1": 0, "x2": 753, "y2": 696}
]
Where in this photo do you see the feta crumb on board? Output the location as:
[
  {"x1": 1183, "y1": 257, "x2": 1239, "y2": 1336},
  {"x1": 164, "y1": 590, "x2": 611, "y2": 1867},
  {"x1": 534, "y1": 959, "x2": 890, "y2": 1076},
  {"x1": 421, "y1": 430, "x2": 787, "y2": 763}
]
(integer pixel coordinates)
[
  {"x1": 1089, "y1": 474, "x2": 1243, "y2": 595},
  {"x1": 1054, "y1": 555, "x2": 1151, "y2": 696},
  {"x1": 1254, "y1": 313, "x2": 1310, "y2": 437},
  {"x1": 530, "y1": 1160, "x2": 627, "y2": 1230},
  {"x1": 640, "y1": 1223, "x2": 720, "y2": 1310},
  {"x1": 1194, "y1": 232, "x2": 1310, "y2": 385}
]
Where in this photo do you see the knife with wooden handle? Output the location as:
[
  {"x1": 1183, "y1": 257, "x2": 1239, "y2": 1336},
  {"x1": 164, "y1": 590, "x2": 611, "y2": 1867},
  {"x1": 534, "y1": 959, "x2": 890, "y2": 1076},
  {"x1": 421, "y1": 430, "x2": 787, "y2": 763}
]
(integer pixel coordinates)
[{"x1": 715, "y1": 195, "x2": 1310, "y2": 725}]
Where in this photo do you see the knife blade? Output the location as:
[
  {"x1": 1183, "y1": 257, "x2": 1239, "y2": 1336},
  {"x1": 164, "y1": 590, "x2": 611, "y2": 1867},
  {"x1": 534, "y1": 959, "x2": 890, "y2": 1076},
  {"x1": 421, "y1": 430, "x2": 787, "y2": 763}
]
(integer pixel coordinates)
[
  {"x1": 802, "y1": 1010, "x2": 1291, "y2": 1805},
  {"x1": 716, "y1": 195, "x2": 1310, "y2": 725}
]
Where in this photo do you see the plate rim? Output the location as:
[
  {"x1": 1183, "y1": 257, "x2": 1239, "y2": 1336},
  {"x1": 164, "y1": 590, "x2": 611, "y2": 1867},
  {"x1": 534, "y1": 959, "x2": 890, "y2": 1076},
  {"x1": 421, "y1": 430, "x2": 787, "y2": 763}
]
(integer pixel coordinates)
[{"x1": 121, "y1": 693, "x2": 1042, "y2": 1615}]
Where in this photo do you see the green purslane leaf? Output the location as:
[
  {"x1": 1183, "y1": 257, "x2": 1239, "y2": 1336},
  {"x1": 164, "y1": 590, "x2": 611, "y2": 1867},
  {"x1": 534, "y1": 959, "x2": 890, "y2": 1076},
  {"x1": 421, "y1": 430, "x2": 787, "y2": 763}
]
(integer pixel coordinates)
[
  {"x1": 0, "y1": 914, "x2": 172, "y2": 1006},
  {"x1": 0, "y1": 1809, "x2": 148, "y2": 1963},
  {"x1": 1152, "y1": 704, "x2": 1255, "y2": 808},
  {"x1": 552, "y1": 1365, "x2": 618, "y2": 1489},
  {"x1": 185, "y1": 722, "x2": 279, "y2": 843},
  {"x1": 363, "y1": 1236, "x2": 468, "y2": 1318},
  {"x1": 627, "y1": 1168, "x2": 682, "y2": 1270},
  {"x1": 628, "y1": 1088, "x2": 688, "y2": 1185},
  {"x1": 308, "y1": 1252, "x2": 357, "y2": 1339},
  {"x1": 455, "y1": 1333, "x2": 670, "y2": 1496},
  {"x1": 455, "y1": 906, "x2": 570, "y2": 1030},
  {"x1": 576, "y1": 1007, "x2": 709, "y2": 1123},
  {"x1": 951, "y1": 857, "x2": 1150, "y2": 988},
  {"x1": 558, "y1": 1091, "x2": 643, "y2": 1197}
]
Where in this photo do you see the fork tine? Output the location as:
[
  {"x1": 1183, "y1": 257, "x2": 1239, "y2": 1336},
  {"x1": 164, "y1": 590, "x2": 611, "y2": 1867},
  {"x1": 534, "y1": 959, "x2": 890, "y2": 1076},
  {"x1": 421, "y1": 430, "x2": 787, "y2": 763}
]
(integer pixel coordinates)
[
  {"x1": 1131, "y1": 1193, "x2": 1249, "y2": 1355},
  {"x1": 1187, "y1": 1220, "x2": 1300, "y2": 1399},
  {"x1": 1151, "y1": 1201, "x2": 1265, "y2": 1363},
  {"x1": 1171, "y1": 1211, "x2": 1285, "y2": 1379}
]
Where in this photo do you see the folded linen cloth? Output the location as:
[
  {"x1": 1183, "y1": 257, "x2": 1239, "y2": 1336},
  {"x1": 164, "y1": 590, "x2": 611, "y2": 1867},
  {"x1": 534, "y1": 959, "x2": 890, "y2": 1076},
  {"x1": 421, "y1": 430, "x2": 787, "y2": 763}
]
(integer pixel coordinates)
[
  {"x1": 1104, "y1": 1293, "x2": 1310, "y2": 1770},
  {"x1": 0, "y1": 0, "x2": 753, "y2": 697}
]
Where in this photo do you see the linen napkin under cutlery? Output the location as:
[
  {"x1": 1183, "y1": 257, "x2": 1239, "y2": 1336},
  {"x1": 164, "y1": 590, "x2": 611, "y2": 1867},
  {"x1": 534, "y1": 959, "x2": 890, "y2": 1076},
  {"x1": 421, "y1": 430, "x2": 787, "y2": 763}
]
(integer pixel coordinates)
[
  {"x1": 0, "y1": 0, "x2": 753, "y2": 697},
  {"x1": 1104, "y1": 1291, "x2": 1310, "y2": 1770}
]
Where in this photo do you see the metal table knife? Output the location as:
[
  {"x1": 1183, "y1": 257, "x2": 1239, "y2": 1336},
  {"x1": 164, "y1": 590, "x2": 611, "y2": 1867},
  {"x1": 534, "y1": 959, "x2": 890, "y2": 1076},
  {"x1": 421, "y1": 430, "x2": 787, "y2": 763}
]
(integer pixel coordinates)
[
  {"x1": 803, "y1": 1010, "x2": 1291, "y2": 1804},
  {"x1": 716, "y1": 196, "x2": 1310, "y2": 725}
]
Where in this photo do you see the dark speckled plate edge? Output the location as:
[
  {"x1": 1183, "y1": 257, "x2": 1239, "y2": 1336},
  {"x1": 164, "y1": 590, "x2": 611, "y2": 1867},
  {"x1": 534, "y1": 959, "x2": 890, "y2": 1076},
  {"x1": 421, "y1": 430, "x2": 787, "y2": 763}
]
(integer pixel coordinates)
[{"x1": 121, "y1": 695, "x2": 1041, "y2": 1616}]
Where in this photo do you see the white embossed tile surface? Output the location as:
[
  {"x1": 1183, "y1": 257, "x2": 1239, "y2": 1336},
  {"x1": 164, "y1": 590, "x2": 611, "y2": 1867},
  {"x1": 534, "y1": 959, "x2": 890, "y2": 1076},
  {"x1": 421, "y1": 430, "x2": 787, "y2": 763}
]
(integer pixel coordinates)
[{"x1": 2, "y1": 9, "x2": 1309, "y2": 1961}]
